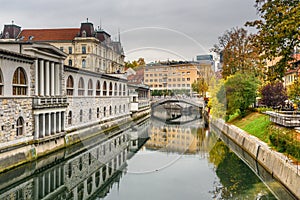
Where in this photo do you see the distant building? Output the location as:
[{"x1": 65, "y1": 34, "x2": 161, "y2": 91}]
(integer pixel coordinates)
[
  {"x1": 127, "y1": 67, "x2": 145, "y2": 84},
  {"x1": 144, "y1": 62, "x2": 200, "y2": 95},
  {"x1": 196, "y1": 54, "x2": 215, "y2": 71}
]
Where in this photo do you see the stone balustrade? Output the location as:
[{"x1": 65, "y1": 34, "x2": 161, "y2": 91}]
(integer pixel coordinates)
[{"x1": 266, "y1": 111, "x2": 300, "y2": 127}]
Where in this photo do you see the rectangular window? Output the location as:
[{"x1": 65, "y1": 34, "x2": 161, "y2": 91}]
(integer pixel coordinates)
[
  {"x1": 82, "y1": 46, "x2": 86, "y2": 54},
  {"x1": 187, "y1": 78, "x2": 190, "y2": 81},
  {"x1": 68, "y1": 47, "x2": 72, "y2": 54},
  {"x1": 182, "y1": 78, "x2": 185, "y2": 81}
]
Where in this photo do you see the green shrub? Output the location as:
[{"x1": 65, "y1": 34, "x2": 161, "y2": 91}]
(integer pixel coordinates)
[{"x1": 269, "y1": 130, "x2": 300, "y2": 160}]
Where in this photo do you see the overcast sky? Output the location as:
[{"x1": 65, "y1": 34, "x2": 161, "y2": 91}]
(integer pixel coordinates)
[{"x1": 0, "y1": 0, "x2": 258, "y2": 63}]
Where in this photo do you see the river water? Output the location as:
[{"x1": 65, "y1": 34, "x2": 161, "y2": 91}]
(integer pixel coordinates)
[{"x1": 0, "y1": 109, "x2": 296, "y2": 200}]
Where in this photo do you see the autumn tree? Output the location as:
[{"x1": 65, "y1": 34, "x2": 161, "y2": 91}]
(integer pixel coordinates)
[
  {"x1": 125, "y1": 57, "x2": 146, "y2": 69},
  {"x1": 260, "y1": 81, "x2": 288, "y2": 107},
  {"x1": 192, "y1": 77, "x2": 208, "y2": 97},
  {"x1": 246, "y1": 0, "x2": 300, "y2": 81},
  {"x1": 211, "y1": 27, "x2": 261, "y2": 79},
  {"x1": 288, "y1": 80, "x2": 300, "y2": 105}
]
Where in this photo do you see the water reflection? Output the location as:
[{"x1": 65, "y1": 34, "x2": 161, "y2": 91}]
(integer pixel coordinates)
[
  {"x1": 0, "y1": 111, "x2": 295, "y2": 200},
  {"x1": 209, "y1": 140, "x2": 277, "y2": 199}
]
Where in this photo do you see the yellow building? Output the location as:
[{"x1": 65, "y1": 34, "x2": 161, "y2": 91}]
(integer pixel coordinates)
[
  {"x1": 144, "y1": 62, "x2": 201, "y2": 95},
  {"x1": 17, "y1": 21, "x2": 125, "y2": 74},
  {"x1": 145, "y1": 125, "x2": 205, "y2": 154}
]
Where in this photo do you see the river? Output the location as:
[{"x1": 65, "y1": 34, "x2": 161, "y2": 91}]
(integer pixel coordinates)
[{"x1": 0, "y1": 108, "x2": 296, "y2": 200}]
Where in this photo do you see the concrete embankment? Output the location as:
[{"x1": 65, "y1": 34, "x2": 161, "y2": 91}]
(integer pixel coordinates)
[
  {"x1": 210, "y1": 118, "x2": 300, "y2": 199},
  {"x1": 0, "y1": 112, "x2": 150, "y2": 173}
]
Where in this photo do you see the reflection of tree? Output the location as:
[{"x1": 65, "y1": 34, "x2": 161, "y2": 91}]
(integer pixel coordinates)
[{"x1": 209, "y1": 140, "x2": 276, "y2": 199}]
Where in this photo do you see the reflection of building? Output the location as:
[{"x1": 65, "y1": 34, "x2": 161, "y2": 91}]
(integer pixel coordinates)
[
  {"x1": 144, "y1": 62, "x2": 200, "y2": 94},
  {"x1": 2, "y1": 21, "x2": 125, "y2": 74},
  {"x1": 0, "y1": 130, "x2": 129, "y2": 200},
  {"x1": 146, "y1": 124, "x2": 205, "y2": 154}
]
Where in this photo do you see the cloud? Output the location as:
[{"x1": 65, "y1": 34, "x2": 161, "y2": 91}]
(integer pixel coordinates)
[{"x1": 0, "y1": 0, "x2": 258, "y2": 62}]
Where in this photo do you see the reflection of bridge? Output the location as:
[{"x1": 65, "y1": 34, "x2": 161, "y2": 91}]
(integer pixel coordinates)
[{"x1": 151, "y1": 97, "x2": 205, "y2": 109}]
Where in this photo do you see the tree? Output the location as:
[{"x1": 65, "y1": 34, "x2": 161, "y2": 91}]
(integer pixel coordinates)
[
  {"x1": 288, "y1": 79, "x2": 300, "y2": 105},
  {"x1": 225, "y1": 72, "x2": 259, "y2": 117},
  {"x1": 260, "y1": 81, "x2": 288, "y2": 107},
  {"x1": 125, "y1": 57, "x2": 145, "y2": 69},
  {"x1": 137, "y1": 57, "x2": 145, "y2": 66},
  {"x1": 192, "y1": 77, "x2": 208, "y2": 97},
  {"x1": 211, "y1": 27, "x2": 262, "y2": 79},
  {"x1": 207, "y1": 78, "x2": 227, "y2": 119},
  {"x1": 246, "y1": 0, "x2": 300, "y2": 81}
]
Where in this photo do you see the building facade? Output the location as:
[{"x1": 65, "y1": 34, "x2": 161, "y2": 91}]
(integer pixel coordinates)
[
  {"x1": 1, "y1": 21, "x2": 125, "y2": 74},
  {"x1": 144, "y1": 62, "x2": 200, "y2": 95}
]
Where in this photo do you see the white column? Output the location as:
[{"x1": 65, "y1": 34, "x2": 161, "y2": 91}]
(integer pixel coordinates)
[
  {"x1": 45, "y1": 61, "x2": 50, "y2": 96},
  {"x1": 35, "y1": 59, "x2": 39, "y2": 96},
  {"x1": 50, "y1": 62, "x2": 55, "y2": 96},
  {"x1": 55, "y1": 63, "x2": 60, "y2": 96},
  {"x1": 39, "y1": 60, "x2": 44, "y2": 96},
  {"x1": 34, "y1": 114, "x2": 39, "y2": 140}
]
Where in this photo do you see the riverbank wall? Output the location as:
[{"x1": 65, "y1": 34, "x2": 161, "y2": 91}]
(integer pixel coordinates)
[
  {"x1": 210, "y1": 118, "x2": 300, "y2": 199},
  {"x1": 0, "y1": 111, "x2": 150, "y2": 173}
]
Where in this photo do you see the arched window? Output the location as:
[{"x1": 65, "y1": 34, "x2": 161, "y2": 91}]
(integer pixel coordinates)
[
  {"x1": 103, "y1": 81, "x2": 107, "y2": 96},
  {"x1": 68, "y1": 59, "x2": 72, "y2": 66},
  {"x1": 109, "y1": 82, "x2": 113, "y2": 96},
  {"x1": 114, "y1": 83, "x2": 118, "y2": 96},
  {"x1": 96, "y1": 80, "x2": 101, "y2": 96},
  {"x1": 123, "y1": 85, "x2": 126, "y2": 96},
  {"x1": 68, "y1": 111, "x2": 72, "y2": 125},
  {"x1": 119, "y1": 84, "x2": 122, "y2": 96},
  {"x1": 16, "y1": 117, "x2": 24, "y2": 136},
  {"x1": 89, "y1": 108, "x2": 92, "y2": 120},
  {"x1": 103, "y1": 107, "x2": 106, "y2": 117},
  {"x1": 0, "y1": 69, "x2": 3, "y2": 95},
  {"x1": 80, "y1": 110, "x2": 83, "y2": 122},
  {"x1": 119, "y1": 105, "x2": 122, "y2": 113},
  {"x1": 82, "y1": 59, "x2": 86, "y2": 68},
  {"x1": 88, "y1": 79, "x2": 93, "y2": 96},
  {"x1": 109, "y1": 106, "x2": 112, "y2": 115},
  {"x1": 123, "y1": 104, "x2": 126, "y2": 113},
  {"x1": 66, "y1": 75, "x2": 74, "y2": 95},
  {"x1": 78, "y1": 77, "x2": 85, "y2": 96},
  {"x1": 12, "y1": 67, "x2": 27, "y2": 95},
  {"x1": 115, "y1": 106, "x2": 117, "y2": 115}
]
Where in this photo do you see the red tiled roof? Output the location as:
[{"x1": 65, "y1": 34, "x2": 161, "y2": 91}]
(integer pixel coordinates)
[{"x1": 18, "y1": 28, "x2": 80, "y2": 41}]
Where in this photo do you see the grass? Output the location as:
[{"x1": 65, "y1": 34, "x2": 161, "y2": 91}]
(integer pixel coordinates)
[{"x1": 230, "y1": 112, "x2": 271, "y2": 143}]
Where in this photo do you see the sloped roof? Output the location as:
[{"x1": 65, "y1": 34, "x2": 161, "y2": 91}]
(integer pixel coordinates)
[{"x1": 18, "y1": 28, "x2": 80, "y2": 42}]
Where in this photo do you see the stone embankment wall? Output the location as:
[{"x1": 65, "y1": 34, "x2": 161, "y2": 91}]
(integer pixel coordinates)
[{"x1": 211, "y1": 118, "x2": 300, "y2": 199}]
